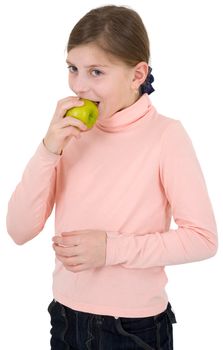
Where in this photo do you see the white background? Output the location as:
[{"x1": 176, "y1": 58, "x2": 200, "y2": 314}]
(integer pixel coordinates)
[{"x1": 0, "y1": 0, "x2": 222, "y2": 349}]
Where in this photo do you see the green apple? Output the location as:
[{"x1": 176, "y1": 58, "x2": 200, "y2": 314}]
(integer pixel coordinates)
[{"x1": 65, "y1": 98, "x2": 99, "y2": 128}]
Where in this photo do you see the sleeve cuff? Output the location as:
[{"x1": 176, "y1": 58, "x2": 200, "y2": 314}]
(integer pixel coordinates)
[
  {"x1": 35, "y1": 140, "x2": 62, "y2": 164},
  {"x1": 105, "y1": 231, "x2": 127, "y2": 266}
]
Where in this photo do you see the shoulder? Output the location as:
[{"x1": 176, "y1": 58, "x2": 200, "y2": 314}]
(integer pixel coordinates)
[
  {"x1": 149, "y1": 105, "x2": 185, "y2": 140},
  {"x1": 148, "y1": 104, "x2": 193, "y2": 151},
  {"x1": 153, "y1": 113, "x2": 195, "y2": 160}
]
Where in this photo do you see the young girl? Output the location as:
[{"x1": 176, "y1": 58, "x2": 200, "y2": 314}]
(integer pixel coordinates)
[{"x1": 6, "y1": 5, "x2": 217, "y2": 350}]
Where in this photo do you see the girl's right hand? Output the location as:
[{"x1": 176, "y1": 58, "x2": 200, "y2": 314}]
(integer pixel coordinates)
[{"x1": 43, "y1": 96, "x2": 88, "y2": 155}]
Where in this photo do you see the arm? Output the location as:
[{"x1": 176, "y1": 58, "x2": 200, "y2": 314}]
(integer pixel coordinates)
[
  {"x1": 6, "y1": 96, "x2": 89, "y2": 245},
  {"x1": 105, "y1": 121, "x2": 218, "y2": 268},
  {"x1": 6, "y1": 141, "x2": 61, "y2": 245}
]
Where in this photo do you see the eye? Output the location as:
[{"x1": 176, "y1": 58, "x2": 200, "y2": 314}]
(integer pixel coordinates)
[
  {"x1": 67, "y1": 65, "x2": 77, "y2": 73},
  {"x1": 91, "y1": 69, "x2": 103, "y2": 77}
]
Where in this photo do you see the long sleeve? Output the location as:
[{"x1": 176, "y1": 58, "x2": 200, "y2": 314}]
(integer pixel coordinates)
[
  {"x1": 6, "y1": 141, "x2": 61, "y2": 245},
  {"x1": 105, "y1": 121, "x2": 218, "y2": 268}
]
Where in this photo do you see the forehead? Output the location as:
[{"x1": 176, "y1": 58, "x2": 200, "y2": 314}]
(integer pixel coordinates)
[{"x1": 66, "y1": 43, "x2": 125, "y2": 67}]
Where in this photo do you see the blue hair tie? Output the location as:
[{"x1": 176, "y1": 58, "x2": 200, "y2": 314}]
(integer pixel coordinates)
[{"x1": 140, "y1": 66, "x2": 155, "y2": 95}]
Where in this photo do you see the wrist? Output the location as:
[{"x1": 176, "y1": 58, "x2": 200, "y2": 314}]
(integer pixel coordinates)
[{"x1": 42, "y1": 138, "x2": 62, "y2": 155}]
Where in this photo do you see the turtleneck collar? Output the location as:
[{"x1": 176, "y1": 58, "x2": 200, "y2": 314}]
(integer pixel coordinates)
[{"x1": 95, "y1": 93, "x2": 154, "y2": 133}]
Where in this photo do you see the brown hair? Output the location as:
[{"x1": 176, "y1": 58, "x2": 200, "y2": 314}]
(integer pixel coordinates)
[{"x1": 66, "y1": 5, "x2": 150, "y2": 67}]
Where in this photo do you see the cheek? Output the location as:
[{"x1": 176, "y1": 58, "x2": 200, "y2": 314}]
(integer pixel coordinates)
[
  {"x1": 68, "y1": 75, "x2": 74, "y2": 91},
  {"x1": 99, "y1": 83, "x2": 117, "y2": 102}
]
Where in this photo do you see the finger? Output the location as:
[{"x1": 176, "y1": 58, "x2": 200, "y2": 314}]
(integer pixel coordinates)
[
  {"x1": 52, "y1": 235, "x2": 80, "y2": 246},
  {"x1": 61, "y1": 230, "x2": 89, "y2": 236},
  {"x1": 61, "y1": 231, "x2": 81, "y2": 236},
  {"x1": 56, "y1": 255, "x2": 81, "y2": 266},
  {"x1": 61, "y1": 116, "x2": 88, "y2": 131},
  {"x1": 52, "y1": 243, "x2": 79, "y2": 257},
  {"x1": 57, "y1": 126, "x2": 81, "y2": 141},
  {"x1": 52, "y1": 235, "x2": 67, "y2": 246},
  {"x1": 53, "y1": 97, "x2": 84, "y2": 121},
  {"x1": 65, "y1": 264, "x2": 88, "y2": 273},
  {"x1": 58, "y1": 96, "x2": 83, "y2": 106},
  {"x1": 56, "y1": 255, "x2": 74, "y2": 266},
  {"x1": 59, "y1": 96, "x2": 80, "y2": 103}
]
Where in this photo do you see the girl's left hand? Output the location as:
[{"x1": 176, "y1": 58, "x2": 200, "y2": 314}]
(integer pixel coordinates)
[{"x1": 52, "y1": 230, "x2": 107, "y2": 273}]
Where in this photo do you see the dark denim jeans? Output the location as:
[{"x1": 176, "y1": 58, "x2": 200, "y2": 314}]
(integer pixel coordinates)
[{"x1": 48, "y1": 299, "x2": 176, "y2": 350}]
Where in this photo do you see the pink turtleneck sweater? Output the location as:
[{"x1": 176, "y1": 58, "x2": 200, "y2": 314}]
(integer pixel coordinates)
[{"x1": 6, "y1": 94, "x2": 217, "y2": 317}]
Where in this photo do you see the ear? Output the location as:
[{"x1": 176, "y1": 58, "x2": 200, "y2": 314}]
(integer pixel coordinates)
[{"x1": 131, "y1": 62, "x2": 149, "y2": 90}]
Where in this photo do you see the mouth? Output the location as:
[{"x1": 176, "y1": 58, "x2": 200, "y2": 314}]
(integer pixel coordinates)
[
  {"x1": 78, "y1": 97, "x2": 100, "y2": 107},
  {"x1": 91, "y1": 101, "x2": 100, "y2": 110}
]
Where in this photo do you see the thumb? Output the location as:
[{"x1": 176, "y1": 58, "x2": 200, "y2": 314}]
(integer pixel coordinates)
[{"x1": 61, "y1": 231, "x2": 79, "y2": 236}]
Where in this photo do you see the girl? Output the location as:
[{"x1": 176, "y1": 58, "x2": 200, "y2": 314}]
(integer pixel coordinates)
[{"x1": 6, "y1": 5, "x2": 217, "y2": 350}]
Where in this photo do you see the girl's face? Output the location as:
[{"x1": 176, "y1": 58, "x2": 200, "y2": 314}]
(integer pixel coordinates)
[{"x1": 66, "y1": 43, "x2": 140, "y2": 120}]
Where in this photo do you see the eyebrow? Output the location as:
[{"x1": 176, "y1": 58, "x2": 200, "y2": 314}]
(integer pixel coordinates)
[{"x1": 66, "y1": 60, "x2": 109, "y2": 68}]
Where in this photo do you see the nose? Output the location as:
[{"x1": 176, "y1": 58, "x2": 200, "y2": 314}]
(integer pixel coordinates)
[{"x1": 69, "y1": 74, "x2": 90, "y2": 95}]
